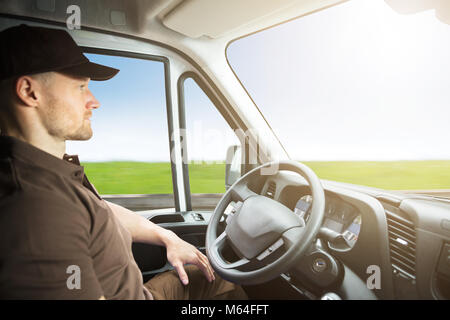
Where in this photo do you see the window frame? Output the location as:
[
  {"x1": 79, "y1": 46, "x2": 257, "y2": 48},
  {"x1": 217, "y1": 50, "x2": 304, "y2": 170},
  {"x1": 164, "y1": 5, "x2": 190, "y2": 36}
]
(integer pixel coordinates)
[
  {"x1": 177, "y1": 72, "x2": 255, "y2": 211},
  {"x1": 81, "y1": 47, "x2": 180, "y2": 210}
]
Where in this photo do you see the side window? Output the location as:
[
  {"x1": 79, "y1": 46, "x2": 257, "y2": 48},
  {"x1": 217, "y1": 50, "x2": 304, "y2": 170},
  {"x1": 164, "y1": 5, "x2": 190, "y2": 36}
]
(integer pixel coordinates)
[
  {"x1": 182, "y1": 78, "x2": 241, "y2": 202},
  {"x1": 67, "y1": 53, "x2": 173, "y2": 200}
]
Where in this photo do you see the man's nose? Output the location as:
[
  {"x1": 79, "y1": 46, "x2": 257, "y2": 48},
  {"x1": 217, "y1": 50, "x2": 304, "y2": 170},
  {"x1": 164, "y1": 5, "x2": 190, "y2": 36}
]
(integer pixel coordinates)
[{"x1": 86, "y1": 89, "x2": 100, "y2": 110}]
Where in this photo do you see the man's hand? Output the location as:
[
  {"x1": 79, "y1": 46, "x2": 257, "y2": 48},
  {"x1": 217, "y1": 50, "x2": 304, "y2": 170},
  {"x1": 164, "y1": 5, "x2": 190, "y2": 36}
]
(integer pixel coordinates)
[
  {"x1": 163, "y1": 230, "x2": 215, "y2": 285},
  {"x1": 105, "y1": 201, "x2": 215, "y2": 285}
]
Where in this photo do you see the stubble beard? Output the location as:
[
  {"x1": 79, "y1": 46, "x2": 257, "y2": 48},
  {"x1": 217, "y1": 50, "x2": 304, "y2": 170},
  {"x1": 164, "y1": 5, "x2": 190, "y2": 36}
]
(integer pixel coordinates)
[
  {"x1": 44, "y1": 95, "x2": 94, "y2": 142},
  {"x1": 68, "y1": 120, "x2": 93, "y2": 141}
]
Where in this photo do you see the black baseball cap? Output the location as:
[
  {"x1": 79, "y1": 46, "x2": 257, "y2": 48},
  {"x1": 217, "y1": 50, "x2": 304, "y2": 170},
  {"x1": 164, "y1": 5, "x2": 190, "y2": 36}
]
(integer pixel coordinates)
[{"x1": 0, "y1": 24, "x2": 119, "y2": 81}]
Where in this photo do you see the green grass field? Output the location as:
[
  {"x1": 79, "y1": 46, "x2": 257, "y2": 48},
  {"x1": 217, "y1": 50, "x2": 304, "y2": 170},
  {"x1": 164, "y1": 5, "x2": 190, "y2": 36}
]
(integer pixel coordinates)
[{"x1": 81, "y1": 160, "x2": 450, "y2": 195}]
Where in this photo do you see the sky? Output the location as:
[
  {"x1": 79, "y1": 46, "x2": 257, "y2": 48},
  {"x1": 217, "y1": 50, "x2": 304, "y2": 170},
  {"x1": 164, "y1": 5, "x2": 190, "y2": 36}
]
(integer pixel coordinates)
[
  {"x1": 227, "y1": 0, "x2": 450, "y2": 161},
  {"x1": 68, "y1": 0, "x2": 450, "y2": 162}
]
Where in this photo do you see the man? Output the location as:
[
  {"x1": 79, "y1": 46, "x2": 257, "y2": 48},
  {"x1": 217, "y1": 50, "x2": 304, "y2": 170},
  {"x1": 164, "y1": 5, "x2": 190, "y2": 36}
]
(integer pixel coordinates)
[{"x1": 0, "y1": 24, "x2": 247, "y2": 300}]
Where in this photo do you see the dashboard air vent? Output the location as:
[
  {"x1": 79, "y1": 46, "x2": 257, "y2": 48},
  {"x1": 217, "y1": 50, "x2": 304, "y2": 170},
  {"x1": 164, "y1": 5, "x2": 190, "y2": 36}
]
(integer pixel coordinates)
[
  {"x1": 266, "y1": 181, "x2": 276, "y2": 199},
  {"x1": 385, "y1": 210, "x2": 416, "y2": 279}
]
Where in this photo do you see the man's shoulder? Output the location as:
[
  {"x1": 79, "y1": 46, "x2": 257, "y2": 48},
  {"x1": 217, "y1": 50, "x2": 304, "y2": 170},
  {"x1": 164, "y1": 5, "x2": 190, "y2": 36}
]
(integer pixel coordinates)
[
  {"x1": 0, "y1": 189, "x2": 91, "y2": 230},
  {"x1": 2, "y1": 188, "x2": 77, "y2": 206},
  {"x1": 0, "y1": 156, "x2": 19, "y2": 198},
  {"x1": 0, "y1": 190, "x2": 93, "y2": 257},
  {"x1": 11, "y1": 155, "x2": 69, "y2": 188},
  {"x1": 1, "y1": 156, "x2": 85, "y2": 211}
]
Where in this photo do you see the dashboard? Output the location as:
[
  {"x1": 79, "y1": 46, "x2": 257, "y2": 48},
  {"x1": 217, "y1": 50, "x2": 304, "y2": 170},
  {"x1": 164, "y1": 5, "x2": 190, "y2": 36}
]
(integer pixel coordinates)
[
  {"x1": 259, "y1": 172, "x2": 450, "y2": 300},
  {"x1": 294, "y1": 195, "x2": 361, "y2": 248}
]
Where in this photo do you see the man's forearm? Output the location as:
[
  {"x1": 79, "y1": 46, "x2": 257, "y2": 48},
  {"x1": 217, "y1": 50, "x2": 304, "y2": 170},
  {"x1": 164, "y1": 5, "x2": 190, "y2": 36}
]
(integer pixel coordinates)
[
  {"x1": 105, "y1": 200, "x2": 177, "y2": 246},
  {"x1": 105, "y1": 201, "x2": 215, "y2": 284}
]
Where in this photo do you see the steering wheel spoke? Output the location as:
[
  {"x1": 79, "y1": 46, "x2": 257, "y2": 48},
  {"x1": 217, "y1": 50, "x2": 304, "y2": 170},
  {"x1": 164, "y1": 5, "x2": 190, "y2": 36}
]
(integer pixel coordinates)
[
  {"x1": 210, "y1": 231, "x2": 252, "y2": 270},
  {"x1": 256, "y1": 238, "x2": 285, "y2": 261},
  {"x1": 282, "y1": 225, "x2": 307, "y2": 251},
  {"x1": 222, "y1": 257, "x2": 251, "y2": 270}
]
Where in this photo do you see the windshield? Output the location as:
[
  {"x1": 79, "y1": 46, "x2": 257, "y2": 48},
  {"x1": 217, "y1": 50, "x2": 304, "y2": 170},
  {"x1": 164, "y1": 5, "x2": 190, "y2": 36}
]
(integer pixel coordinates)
[{"x1": 227, "y1": 0, "x2": 450, "y2": 196}]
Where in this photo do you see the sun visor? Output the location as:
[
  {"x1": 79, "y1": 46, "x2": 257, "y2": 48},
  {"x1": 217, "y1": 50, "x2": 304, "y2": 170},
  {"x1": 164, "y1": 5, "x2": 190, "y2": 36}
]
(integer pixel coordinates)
[{"x1": 162, "y1": 0, "x2": 346, "y2": 39}]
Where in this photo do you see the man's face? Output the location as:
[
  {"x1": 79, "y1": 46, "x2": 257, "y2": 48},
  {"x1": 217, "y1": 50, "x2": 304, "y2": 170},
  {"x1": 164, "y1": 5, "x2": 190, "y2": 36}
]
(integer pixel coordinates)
[{"x1": 37, "y1": 72, "x2": 100, "y2": 141}]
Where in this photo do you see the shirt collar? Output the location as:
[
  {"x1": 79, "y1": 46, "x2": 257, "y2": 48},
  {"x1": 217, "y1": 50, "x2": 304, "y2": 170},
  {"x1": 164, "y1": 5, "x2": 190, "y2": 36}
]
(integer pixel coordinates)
[{"x1": 0, "y1": 135, "x2": 85, "y2": 182}]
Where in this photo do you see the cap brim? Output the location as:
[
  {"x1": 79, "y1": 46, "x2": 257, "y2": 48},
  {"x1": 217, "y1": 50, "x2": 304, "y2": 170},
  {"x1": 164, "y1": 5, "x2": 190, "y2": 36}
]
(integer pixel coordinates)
[{"x1": 59, "y1": 61, "x2": 119, "y2": 81}]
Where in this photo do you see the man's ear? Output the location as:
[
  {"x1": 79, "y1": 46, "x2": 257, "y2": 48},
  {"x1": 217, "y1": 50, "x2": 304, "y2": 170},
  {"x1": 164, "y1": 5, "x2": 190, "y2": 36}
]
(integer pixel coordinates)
[{"x1": 15, "y1": 76, "x2": 41, "y2": 108}]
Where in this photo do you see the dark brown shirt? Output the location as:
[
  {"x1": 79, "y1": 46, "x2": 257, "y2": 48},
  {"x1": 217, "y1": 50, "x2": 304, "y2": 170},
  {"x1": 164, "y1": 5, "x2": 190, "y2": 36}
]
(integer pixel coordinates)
[{"x1": 0, "y1": 136, "x2": 149, "y2": 299}]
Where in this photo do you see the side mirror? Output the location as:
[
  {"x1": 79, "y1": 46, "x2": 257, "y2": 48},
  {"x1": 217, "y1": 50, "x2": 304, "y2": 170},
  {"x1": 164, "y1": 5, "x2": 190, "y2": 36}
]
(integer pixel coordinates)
[{"x1": 225, "y1": 145, "x2": 241, "y2": 190}]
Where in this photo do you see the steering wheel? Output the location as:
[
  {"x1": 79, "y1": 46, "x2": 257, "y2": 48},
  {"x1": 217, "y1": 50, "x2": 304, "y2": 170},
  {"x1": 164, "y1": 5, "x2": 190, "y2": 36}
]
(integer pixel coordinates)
[{"x1": 206, "y1": 160, "x2": 326, "y2": 285}]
